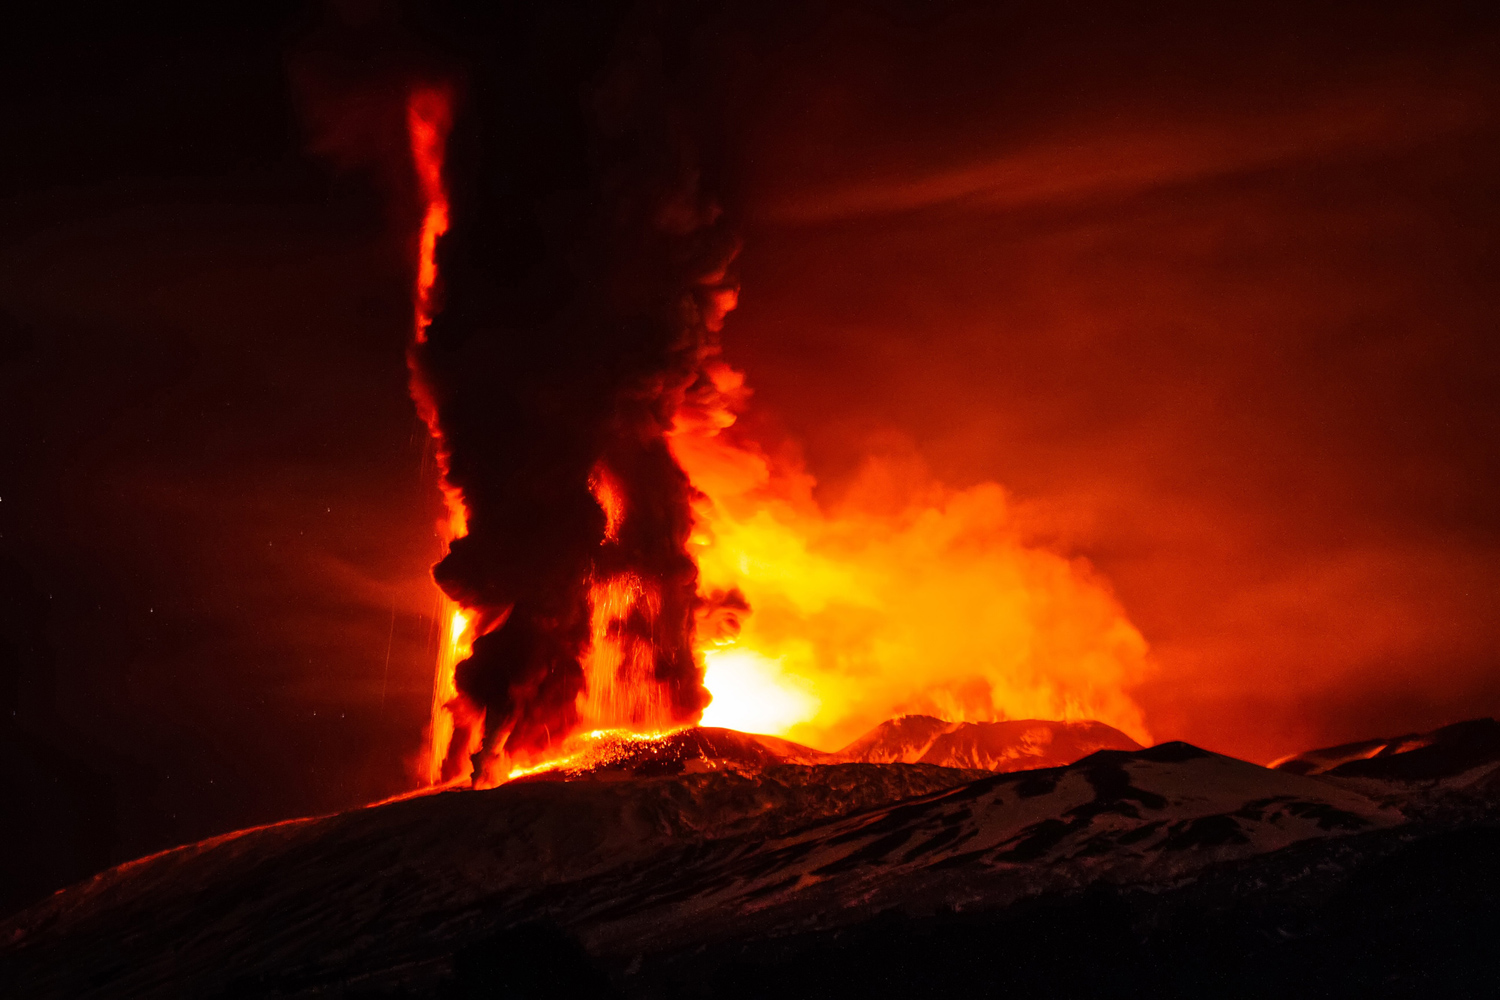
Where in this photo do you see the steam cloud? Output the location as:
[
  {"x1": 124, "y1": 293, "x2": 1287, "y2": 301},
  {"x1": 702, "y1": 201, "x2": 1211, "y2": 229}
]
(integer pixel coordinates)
[{"x1": 411, "y1": 5, "x2": 737, "y2": 771}]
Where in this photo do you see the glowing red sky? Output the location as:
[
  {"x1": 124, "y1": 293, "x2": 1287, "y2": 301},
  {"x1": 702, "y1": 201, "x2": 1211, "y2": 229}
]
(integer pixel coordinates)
[{"x1": 712, "y1": 2, "x2": 1500, "y2": 761}]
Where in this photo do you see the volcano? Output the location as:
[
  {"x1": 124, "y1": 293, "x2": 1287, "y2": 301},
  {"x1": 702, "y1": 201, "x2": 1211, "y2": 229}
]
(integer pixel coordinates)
[{"x1": 4, "y1": 716, "x2": 1498, "y2": 998}]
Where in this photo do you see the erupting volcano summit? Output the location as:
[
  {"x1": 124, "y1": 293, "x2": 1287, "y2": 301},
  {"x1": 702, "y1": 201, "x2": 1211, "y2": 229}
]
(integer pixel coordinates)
[
  {"x1": 406, "y1": 11, "x2": 744, "y2": 786},
  {"x1": 404, "y1": 4, "x2": 1155, "y2": 790}
]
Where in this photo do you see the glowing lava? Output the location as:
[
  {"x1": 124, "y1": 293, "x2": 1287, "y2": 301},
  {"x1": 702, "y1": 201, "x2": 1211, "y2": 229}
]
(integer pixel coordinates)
[
  {"x1": 699, "y1": 647, "x2": 820, "y2": 734},
  {"x1": 502, "y1": 728, "x2": 687, "y2": 782}
]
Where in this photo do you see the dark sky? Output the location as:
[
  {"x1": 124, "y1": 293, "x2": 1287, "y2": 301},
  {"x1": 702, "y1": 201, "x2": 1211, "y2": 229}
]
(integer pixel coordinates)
[{"x1": 3, "y1": 0, "x2": 1499, "y2": 913}]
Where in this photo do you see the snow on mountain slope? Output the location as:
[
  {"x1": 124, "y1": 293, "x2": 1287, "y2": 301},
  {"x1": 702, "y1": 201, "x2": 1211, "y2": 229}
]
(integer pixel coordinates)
[
  {"x1": 580, "y1": 742, "x2": 1403, "y2": 958},
  {"x1": 1272, "y1": 717, "x2": 1500, "y2": 781},
  {"x1": 0, "y1": 763, "x2": 982, "y2": 998},
  {"x1": 0, "y1": 741, "x2": 1403, "y2": 998}
]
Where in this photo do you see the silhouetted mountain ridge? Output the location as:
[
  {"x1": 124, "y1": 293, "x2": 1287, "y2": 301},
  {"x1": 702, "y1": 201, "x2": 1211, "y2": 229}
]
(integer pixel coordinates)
[
  {"x1": 1273, "y1": 717, "x2": 1500, "y2": 780},
  {"x1": 3, "y1": 718, "x2": 1498, "y2": 998}
]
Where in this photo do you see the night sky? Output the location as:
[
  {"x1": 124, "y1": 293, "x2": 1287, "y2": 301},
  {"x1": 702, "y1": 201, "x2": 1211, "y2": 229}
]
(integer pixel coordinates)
[{"x1": 4, "y1": 0, "x2": 1499, "y2": 914}]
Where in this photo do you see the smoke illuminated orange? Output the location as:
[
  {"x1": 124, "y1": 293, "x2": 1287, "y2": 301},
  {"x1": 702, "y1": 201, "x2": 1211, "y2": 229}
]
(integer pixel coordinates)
[{"x1": 672, "y1": 360, "x2": 1153, "y2": 752}]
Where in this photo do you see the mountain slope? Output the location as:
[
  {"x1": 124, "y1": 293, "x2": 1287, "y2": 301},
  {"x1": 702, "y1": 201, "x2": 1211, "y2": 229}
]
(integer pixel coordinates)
[
  {"x1": 1, "y1": 740, "x2": 1407, "y2": 999},
  {"x1": 1272, "y1": 717, "x2": 1500, "y2": 781},
  {"x1": 579, "y1": 742, "x2": 1402, "y2": 962}
]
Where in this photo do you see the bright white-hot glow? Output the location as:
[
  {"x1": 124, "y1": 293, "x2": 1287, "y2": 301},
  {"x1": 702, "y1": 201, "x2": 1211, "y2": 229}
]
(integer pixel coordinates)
[{"x1": 699, "y1": 647, "x2": 821, "y2": 735}]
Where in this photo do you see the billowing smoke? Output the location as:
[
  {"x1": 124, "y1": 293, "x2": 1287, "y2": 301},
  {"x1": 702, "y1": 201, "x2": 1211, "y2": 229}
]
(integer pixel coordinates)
[{"x1": 411, "y1": 4, "x2": 737, "y2": 774}]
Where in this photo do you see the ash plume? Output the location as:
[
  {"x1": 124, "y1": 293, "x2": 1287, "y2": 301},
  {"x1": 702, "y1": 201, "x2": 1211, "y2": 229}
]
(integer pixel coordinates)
[{"x1": 412, "y1": 4, "x2": 737, "y2": 770}]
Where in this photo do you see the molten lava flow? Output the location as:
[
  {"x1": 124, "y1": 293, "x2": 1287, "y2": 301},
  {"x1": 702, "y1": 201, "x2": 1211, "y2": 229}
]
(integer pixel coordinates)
[
  {"x1": 500, "y1": 727, "x2": 688, "y2": 782},
  {"x1": 674, "y1": 359, "x2": 1153, "y2": 752}
]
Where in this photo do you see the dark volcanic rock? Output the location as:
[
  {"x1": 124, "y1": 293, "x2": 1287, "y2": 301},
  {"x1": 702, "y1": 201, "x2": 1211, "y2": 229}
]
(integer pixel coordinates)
[{"x1": 835, "y1": 715, "x2": 1141, "y2": 770}]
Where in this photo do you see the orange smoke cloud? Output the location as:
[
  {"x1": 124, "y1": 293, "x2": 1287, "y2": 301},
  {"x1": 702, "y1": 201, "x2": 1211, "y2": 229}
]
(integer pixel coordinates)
[{"x1": 674, "y1": 362, "x2": 1153, "y2": 751}]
